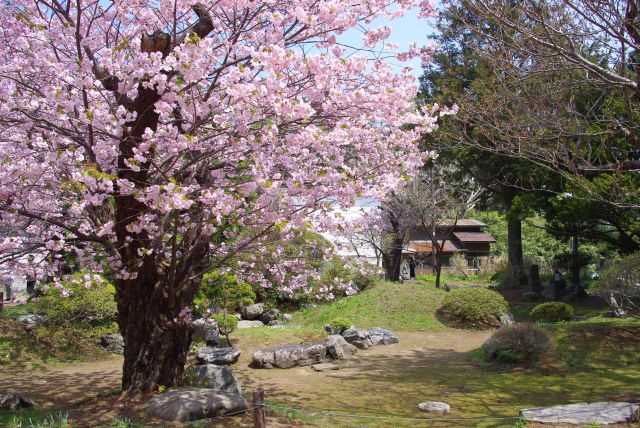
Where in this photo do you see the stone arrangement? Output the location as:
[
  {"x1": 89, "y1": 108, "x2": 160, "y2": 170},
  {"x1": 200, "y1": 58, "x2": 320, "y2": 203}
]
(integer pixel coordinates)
[{"x1": 251, "y1": 326, "x2": 399, "y2": 369}]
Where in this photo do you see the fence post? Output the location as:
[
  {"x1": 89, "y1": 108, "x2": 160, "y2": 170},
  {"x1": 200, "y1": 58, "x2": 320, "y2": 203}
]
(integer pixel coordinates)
[
  {"x1": 0, "y1": 292, "x2": 3, "y2": 312},
  {"x1": 253, "y1": 388, "x2": 266, "y2": 428}
]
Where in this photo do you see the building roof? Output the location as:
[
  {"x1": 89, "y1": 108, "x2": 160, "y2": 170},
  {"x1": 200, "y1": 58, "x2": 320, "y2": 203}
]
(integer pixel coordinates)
[
  {"x1": 440, "y1": 219, "x2": 487, "y2": 227},
  {"x1": 404, "y1": 240, "x2": 461, "y2": 254},
  {"x1": 453, "y1": 231, "x2": 496, "y2": 243}
]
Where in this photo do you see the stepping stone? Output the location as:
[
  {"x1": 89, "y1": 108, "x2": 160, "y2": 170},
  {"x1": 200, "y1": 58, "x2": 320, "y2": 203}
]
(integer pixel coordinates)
[
  {"x1": 146, "y1": 388, "x2": 247, "y2": 422},
  {"x1": 418, "y1": 401, "x2": 450, "y2": 414},
  {"x1": 237, "y1": 320, "x2": 264, "y2": 329},
  {"x1": 520, "y1": 402, "x2": 639, "y2": 425},
  {"x1": 312, "y1": 363, "x2": 339, "y2": 372},
  {"x1": 195, "y1": 347, "x2": 240, "y2": 365}
]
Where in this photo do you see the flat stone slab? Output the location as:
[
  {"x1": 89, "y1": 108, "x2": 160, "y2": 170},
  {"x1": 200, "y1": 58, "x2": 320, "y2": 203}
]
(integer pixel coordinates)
[
  {"x1": 195, "y1": 347, "x2": 240, "y2": 366},
  {"x1": 418, "y1": 401, "x2": 450, "y2": 414},
  {"x1": 237, "y1": 320, "x2": 264, "y2": 329},
  {"x1": 146, "y1": 388, "x2": 247, "y2": 422},
  {"x1": 312, "y1": 363, "x2": 339, "y2": 372},
  {"x1": 520, "y1": 402, "x2": 639, "y2": 425}
]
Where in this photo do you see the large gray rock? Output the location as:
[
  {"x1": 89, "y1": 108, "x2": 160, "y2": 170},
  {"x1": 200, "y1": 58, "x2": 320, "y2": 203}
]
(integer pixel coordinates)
[
  {"x1": 184, "y1": 365, "x2": 242, "y2": 395},
  {"x1": 0, "y1": 392, "x2": 35, "y2": 411},
  {"x1": 100, "y1": 334, "x2": 124, "y2": 354},
  {"x1": 520, "y1": 402, "x2": 639, "y2": 425},
  {"x1": 324, "y1": 335, "x2": 357, "y2": 359},
  {"x1": 240, "y1": 303, "x2": 264, "y2": 320},
  {"x1": 341, "y1": 328, "x2": 373, "y2": 349},
  {"x1": 195, "y1": 347, "x2": 240, "y2": 366},
  {"x1": 252, "y1": 343, "x2": 327, "y2": 369},
  {"x1": 368, "y1": 327, "x2": 399, "y2": 345},
  {"x1": 146, "y1": 388, "x2": 247, "y2": 422},
  {"x1": 260, "y1": 308, "x2": 281, "y2": 324},
  {"x1": 237, "y1": 320, "x2": 264, "y2": 329},
  {"x1": 418, "y1": 401, "x2": 450, "y2": 414},
  {"x1": 192, "y1": 318, "x2": 218, "y2": 344}
]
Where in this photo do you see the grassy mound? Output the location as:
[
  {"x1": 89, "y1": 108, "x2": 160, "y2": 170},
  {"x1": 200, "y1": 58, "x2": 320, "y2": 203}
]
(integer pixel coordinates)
[{"x1": 292, "y1": 281, "x2": 448, "y2": 331}]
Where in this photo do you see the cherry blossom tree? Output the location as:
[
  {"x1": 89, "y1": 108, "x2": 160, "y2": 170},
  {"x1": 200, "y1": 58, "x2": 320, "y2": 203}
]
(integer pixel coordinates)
[{"x1": 0, "y1": 0, "x2": 442, "y2": 394}]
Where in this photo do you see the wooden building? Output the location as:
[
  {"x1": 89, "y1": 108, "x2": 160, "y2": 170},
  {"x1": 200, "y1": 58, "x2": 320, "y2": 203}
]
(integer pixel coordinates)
[{"x1": 400, "y1": 219, "x2": 496, "y2": 277}]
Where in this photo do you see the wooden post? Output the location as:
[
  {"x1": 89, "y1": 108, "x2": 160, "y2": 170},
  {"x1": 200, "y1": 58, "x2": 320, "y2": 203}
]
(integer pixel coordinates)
[
  {"x1": 253, "y1": 388, "x2": 266, "y2": 428},
  {"x1": 0, "y1": 292, "x2": 4, "y2": 312}
]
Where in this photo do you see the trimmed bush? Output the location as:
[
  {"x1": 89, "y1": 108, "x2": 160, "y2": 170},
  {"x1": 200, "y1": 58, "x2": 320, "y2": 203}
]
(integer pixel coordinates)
[
  {"x1": 327, "y1": 317, "x2": 352, "y2": 334},
  {"x1": 211, "y1": 313, "x2": 238, "y2": 335},
  {"x1": 483, "y1": 323, "x2": 554, "y2": 363},
  {"x1": 34, "y1": 273, "x2": 117, "y2": 327},
  {"x1": 439, "y1": 287, "x2": 508, "y2": 329},
  {"x1": 530, "y1": 302, "x2": 574, "y2": 323}
]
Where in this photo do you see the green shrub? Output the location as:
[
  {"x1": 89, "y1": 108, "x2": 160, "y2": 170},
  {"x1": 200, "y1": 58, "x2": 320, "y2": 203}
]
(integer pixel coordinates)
[
  {"x1": 211, "y1": 313, "x2": 238, "y2": 335},
  {"x1": 592, "y1": 252, "x2": 640, "y2": 317},
  {"x1": 34, "y1": 273, "x2": 117, "y2": 327},
  {"x1": 530, "y1": 302, "x2": 574, "y2": 323},
  {"x1": 195, "y1": 271, "x2": 255, "y2": 315},
  {"x1": 496, "y1": 349, "x2": 521, "y2": 364},
  {"x1": 328, "y1": 317, "x2": 352, "y2": 334},
  {"x1": 439, "y1": 287, "x2": 508, "y2": 329},
  {"x1": 352, "y1": 270, "x2": 375, "y2": 291},
  {"x1": 484, "y1": 323, "x2": 553, "y2": 362}
]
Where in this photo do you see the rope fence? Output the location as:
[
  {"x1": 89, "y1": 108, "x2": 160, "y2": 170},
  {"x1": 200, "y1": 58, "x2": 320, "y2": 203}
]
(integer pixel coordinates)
[{"x1": 263, "y1": 402, "x2": 523, "y2": 424}]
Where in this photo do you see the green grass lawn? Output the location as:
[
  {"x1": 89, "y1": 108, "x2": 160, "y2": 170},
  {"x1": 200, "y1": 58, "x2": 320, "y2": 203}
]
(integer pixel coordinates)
[{"x1": 292, "y1": 281, "x2": 448, "y2": 331}]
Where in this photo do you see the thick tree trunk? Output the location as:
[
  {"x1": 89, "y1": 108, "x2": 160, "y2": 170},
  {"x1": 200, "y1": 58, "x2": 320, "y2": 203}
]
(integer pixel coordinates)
[
  {"x1": 116, "y1": 274, "x2": 195, "y2": 396},
  {"x1": 507, "y1": 214, "x2": 524, "y2": 286},
  {"x1": 383, "y1": 240, "x2": 403, "y2": 281}
]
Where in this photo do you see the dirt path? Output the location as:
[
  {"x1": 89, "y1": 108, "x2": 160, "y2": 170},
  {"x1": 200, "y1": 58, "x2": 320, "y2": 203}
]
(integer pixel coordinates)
[{"x1": 1, "y1": 330, "x2": 490, "y2": 426}]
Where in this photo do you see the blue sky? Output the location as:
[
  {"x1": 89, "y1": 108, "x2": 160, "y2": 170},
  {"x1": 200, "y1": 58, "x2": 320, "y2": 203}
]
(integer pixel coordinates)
[{"x1": 336, "y1": 7, "x2": 439, "y2": 77}]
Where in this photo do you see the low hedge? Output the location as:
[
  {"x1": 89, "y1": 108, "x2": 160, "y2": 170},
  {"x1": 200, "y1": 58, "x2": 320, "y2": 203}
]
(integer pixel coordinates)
[
  {"x1": 530, "y1": 302, "x2": 574, "y2": 323},
  {"x1": 438, "y1": 287, "x2": 509, "y2": 329}
]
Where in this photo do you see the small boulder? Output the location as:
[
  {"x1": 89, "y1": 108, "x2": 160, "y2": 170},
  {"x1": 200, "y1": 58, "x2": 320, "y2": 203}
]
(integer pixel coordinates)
[
  {"x1": 368, "y1": 327, "x2": 399, "y2": 345},
  {"x1": 282, "y1": 313, "x2": 293, "y2": 322},
  {"x1": 237, "y1": 320, "x2": 264, "y2": 329},
  {"x1": 100, "y1": 334, "x2": 124, "y2": 354},
  {"x1": 0, "y1": 392, "x2": 36, "y2": 411},
  {"x1": 481, "y1": 336, "x2": 500, "y2": 359},
  {"x1": 418, "y1": 401, "x2": 450, "y2": 414},
  {"x1": 184, "y1": 365, "x2": 242, "y2": 395},
  {"x1": 196, "y1": 347, "x2": 241, "y2": 366},
  {"x1": 252, "y1": 343, "x2": 327, "y2": 369},
  {"x1": 324, "y1": 335, "x2": 357, "y2": 359},
  {"x1": 312, "y1": 363, "x2": 339, "y2": 372},
  {"x1": 498, "y1": 312, "x2": 515, "y2": 326},
  {"x1": 233, "y1": 313, "x2": 242, "y2": 320},
  {"x1": 341, "y1": 328, "x2": 373, "y2": 349},
  {"x1": 240, "y1": 303, "x2": 264, "y2": 320},
  {"x1": 260, "y1": 308, "x2": 281, "y2": 324},
  {"x1": 146, "y1": 388, "x2": 247, "y2": 422},
  {"x1": 205, "y1": 329, "x2": 220, "y2": 348},
  {"x1": 16, "y1": 314, "x2": 46, "y2": 331},
  {"x1": 192, "y1": 318, "x2": 218, "y2": 344}
]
